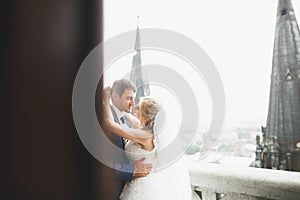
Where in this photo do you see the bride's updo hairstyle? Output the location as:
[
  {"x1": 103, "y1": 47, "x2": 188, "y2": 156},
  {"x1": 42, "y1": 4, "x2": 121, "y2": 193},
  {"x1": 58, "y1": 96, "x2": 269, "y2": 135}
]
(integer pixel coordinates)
[{"x1": 139, "y1": 97, "x2": 161, "y2": 132}]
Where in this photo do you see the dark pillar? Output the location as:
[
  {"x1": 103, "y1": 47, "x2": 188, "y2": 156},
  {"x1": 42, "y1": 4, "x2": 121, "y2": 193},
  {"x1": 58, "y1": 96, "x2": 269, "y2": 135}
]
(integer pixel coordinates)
[{"x1": 2, "y1": 0, "x2": 104, "y2": 199}]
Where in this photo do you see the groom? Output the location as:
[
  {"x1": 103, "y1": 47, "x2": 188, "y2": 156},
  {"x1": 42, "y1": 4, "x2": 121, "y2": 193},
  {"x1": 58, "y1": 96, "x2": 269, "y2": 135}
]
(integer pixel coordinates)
[{"x1": 108, "y1": 79, "x2": 152, "y2": 199}]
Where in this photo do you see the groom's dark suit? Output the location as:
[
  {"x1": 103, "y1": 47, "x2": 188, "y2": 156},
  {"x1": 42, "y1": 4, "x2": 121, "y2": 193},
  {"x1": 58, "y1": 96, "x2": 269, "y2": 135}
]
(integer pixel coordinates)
[{"x1": 108, "y1": 106, "x2": 134, "y2": 199}]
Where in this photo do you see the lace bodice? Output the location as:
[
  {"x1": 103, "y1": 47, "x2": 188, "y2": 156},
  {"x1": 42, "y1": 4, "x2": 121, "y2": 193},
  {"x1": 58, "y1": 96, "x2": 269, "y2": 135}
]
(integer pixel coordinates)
[
  {"x1": 120, "y1": 140, "x2": 198, "y2": 200},
  {"x1": 125, "y1": 140, "x2": 157, "y2": 170}
]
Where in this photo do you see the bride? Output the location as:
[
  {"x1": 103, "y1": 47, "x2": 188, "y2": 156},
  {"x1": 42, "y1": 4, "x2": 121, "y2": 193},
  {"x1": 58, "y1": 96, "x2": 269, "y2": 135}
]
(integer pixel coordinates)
[{"x1": 103, "y1": 87, "x2": 200, "y2": 200}]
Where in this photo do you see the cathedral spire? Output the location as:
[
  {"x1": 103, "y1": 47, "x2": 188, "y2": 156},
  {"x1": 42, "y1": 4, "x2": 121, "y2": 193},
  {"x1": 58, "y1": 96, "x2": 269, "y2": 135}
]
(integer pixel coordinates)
[
  {"x1": 277, "y1": 0, "x2": 293, "y2": 17},
  {"x1": 130, "y1": 16, "x2": 150, "y2": 105},
  {"x1": 261, "y1": 0, "x2": 300, "y2": 171},
  {"x1": 135, "y1": 16, "x2": 140, "y2": 50}
]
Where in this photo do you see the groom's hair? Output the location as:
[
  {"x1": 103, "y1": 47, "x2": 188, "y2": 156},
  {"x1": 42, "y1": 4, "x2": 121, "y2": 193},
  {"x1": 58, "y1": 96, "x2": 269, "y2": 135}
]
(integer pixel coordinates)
[{"x1": 111, "y1": 79, "x2": 136, "y2": 97}]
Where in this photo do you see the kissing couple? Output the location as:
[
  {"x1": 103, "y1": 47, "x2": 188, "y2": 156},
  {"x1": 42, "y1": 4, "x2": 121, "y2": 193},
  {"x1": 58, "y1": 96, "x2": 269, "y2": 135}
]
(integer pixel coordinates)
[{"x1": 102, "y1": 79, "x2": 200, "y2": 200}]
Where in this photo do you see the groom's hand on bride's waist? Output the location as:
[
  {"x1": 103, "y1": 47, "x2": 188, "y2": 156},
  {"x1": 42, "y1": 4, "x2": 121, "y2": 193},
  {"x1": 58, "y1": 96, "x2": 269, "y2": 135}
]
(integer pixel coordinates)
[{"x1": 133, "y1": 157, "x2": 152, "y2": 178}]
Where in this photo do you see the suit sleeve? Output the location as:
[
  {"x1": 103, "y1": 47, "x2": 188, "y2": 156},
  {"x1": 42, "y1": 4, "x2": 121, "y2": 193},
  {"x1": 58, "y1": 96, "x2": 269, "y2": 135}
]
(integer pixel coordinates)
[{"x1": 114, "y1": 163, "x2": 134, "y2": 181}]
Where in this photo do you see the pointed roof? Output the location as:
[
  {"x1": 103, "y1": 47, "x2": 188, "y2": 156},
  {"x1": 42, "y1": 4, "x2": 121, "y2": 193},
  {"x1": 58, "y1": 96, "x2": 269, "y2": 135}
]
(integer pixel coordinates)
[
  {"x1": 135, "y1": 16, "x2": 141, "y2": 50},
  {"x1": 130, "y1": 17, "x2": 150, "y2": 105},
  {"x1": 277, "y1": 0, "x2": 293, "y2": 17},
  {"x1": 283, "y1": 68, "x2": 296, "y2": 81},
  {"x1": 265, "y1": 0, "x2": 300, "y2": 150}
]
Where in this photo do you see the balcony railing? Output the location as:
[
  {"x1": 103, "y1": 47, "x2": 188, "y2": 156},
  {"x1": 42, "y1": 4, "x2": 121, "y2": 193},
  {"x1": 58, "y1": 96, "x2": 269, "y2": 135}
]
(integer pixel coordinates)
[{"x1": 188, "y1": 160, "x2": 300, "y2": 200}]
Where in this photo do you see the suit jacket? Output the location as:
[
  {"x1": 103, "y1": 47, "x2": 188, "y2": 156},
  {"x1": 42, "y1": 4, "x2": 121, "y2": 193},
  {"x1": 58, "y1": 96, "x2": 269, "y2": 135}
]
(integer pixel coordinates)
[{"x1": 107, "y1": 106, "x2": 134, "y2": 198}]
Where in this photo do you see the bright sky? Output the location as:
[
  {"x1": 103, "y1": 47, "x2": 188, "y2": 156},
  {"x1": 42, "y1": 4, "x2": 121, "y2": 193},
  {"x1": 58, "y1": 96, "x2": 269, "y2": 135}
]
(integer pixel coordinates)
[{"x1": 103, "y1": 0, "x2": 300, "y2": 128}]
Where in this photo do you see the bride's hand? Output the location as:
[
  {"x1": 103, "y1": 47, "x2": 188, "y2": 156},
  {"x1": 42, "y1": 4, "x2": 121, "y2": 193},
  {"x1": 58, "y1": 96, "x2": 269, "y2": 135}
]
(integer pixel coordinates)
[
  {"x1": 102, "y1": 86, "x2": 114, "y2": 132},
  {"x1": 103, "y1": 86, "x2": 111, "y2": 103}
]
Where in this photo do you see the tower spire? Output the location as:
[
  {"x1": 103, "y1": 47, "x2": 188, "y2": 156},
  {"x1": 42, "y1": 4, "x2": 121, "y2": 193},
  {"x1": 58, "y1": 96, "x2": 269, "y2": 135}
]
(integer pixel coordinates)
[
  {"x1": 130, "y1": 16, "x2": 150, "y2": 105},
  {"x1": 277, "y1": 0, "x2": 293, "y2": 17},
  {"x1": 134, "y1": 16, "x2": 141, "y2": 51},
  {"x1": 259, "y1": 0, "x2": 300, "y2": 171}
]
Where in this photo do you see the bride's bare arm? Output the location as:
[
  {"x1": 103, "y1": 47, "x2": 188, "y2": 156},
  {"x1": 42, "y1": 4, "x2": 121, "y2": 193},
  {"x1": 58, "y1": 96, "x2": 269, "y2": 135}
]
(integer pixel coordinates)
[
  {"x1": 102, "y1": 87, "x2": 152, "y2": 146},
  {"x1": 124, "y1": 112, "x2": 141, "y2": 128}
]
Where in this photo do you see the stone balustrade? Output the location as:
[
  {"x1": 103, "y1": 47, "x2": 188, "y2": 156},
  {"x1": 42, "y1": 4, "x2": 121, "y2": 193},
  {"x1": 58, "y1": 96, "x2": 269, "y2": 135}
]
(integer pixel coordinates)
[{"x1": 188, "y1": 161, "x2": 300, "y2": 200}]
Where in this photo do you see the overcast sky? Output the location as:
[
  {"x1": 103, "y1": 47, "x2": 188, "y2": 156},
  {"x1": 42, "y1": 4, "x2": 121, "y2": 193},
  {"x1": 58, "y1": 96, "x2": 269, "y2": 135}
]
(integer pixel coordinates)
[{"x1": 103, "y1": 0, "x2": 300, "y2": 127}]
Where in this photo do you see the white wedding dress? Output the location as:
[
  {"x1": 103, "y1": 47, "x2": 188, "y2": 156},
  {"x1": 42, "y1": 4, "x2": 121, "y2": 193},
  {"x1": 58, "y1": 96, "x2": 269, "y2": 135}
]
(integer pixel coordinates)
[
  {"x1": 119, "y1": 139, "x2": 199, "y2": 200},
  {"x1": 120, "y1": 109, "x2": 200, "y2": 200}
]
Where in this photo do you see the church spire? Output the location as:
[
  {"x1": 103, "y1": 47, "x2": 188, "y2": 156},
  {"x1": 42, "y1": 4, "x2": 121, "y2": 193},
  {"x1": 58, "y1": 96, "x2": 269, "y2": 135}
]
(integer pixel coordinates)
[
  {"x1": 260, "y1": 0, "x2": 300, "y2": 171},
  {"x1": 277, "y1": 0, "x2": 294, "y2": 17},
  {"x1": 134, "y1": 16, "x2": 140, "y2": 50},
  {"x1": 130, "y1": 16, "x2": 151, "y2": 105}
]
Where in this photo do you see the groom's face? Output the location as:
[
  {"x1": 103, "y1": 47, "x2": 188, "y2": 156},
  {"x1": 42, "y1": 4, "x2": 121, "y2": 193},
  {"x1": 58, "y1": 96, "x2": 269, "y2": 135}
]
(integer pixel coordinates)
[{"x1": 114, "y1": 89, "x2": 135, "y2": 112}]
